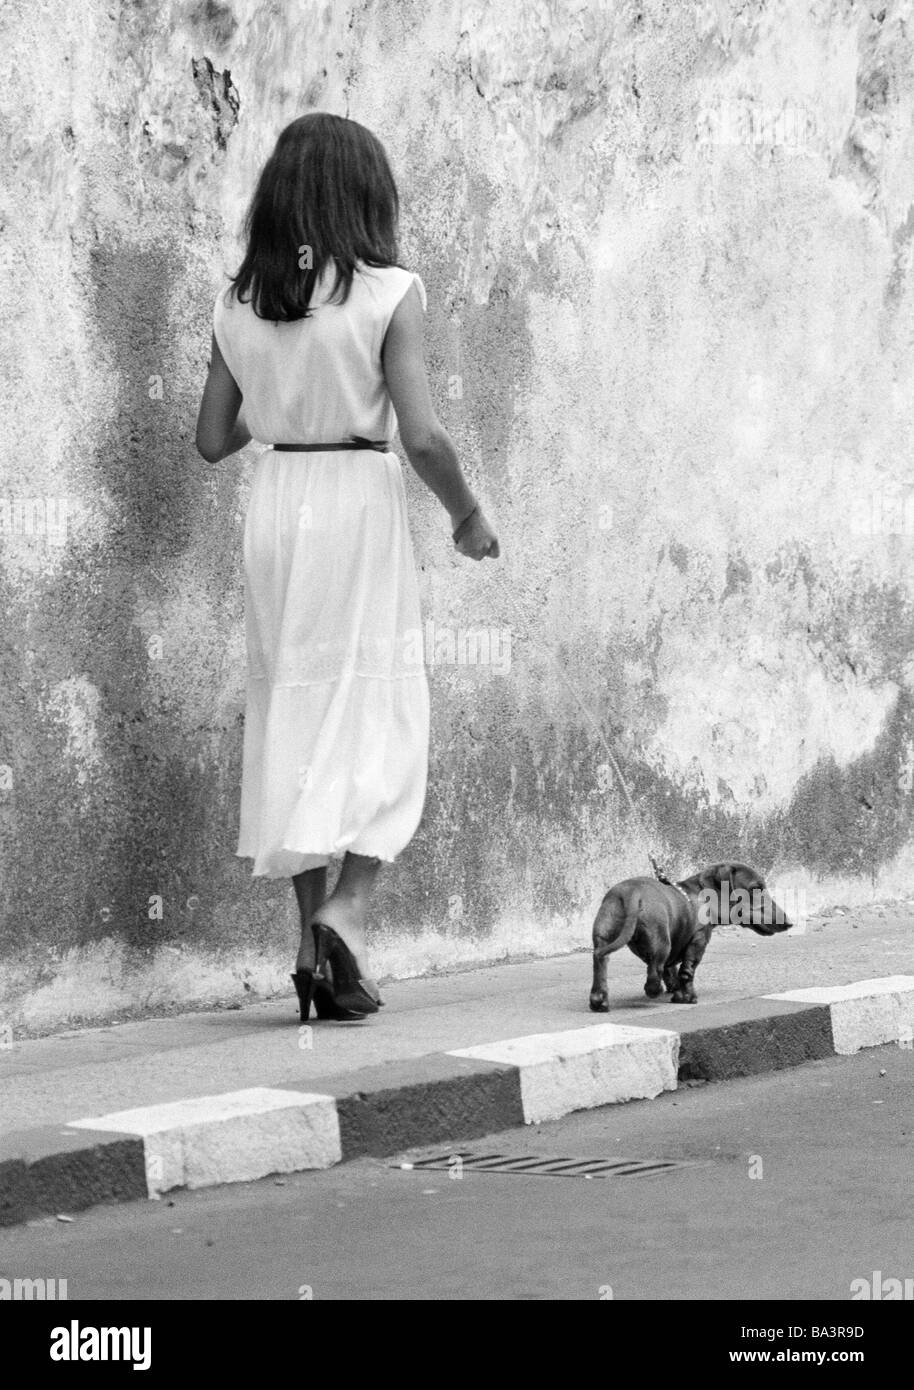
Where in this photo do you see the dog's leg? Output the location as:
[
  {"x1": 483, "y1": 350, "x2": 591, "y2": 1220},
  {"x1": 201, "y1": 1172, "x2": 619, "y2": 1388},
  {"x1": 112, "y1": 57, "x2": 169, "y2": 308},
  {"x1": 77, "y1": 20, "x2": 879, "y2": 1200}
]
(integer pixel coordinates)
[
  {"x1": 662, "y1": 961, "x2": 680, "y2": 994},
  {"x1": 590, "y1": 945, "x2": 611, "y2": 1012},
  {"x1": 644, "y1": 944, "x2": 669, "y2": 998},
  {"x1": 590, "y1": 895, "x2": 640, "y2": 1012},
  {"x1": 671, "y1": 932, "x2": 710, "y2": 1004}
]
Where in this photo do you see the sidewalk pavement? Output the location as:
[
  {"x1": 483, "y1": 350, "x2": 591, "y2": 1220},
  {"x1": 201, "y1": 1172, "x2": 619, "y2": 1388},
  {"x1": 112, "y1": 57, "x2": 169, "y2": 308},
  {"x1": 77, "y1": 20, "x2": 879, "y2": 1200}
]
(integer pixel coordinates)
[{"x1": 1, "y1": 906, "x2": 911, "y2": 1226}]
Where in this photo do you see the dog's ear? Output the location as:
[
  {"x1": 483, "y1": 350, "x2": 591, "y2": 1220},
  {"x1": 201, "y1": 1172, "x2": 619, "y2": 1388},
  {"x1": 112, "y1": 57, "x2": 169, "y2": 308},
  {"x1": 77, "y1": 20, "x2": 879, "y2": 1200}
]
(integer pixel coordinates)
[
  {"x1": 700, "y1": 862, "x2": 766, "y2": 890},
  {"x1": 698, "y1": 863, "x2": 737, "y2": 889},
  {"x1": 690, "y1": 864, "x2": 737, "y2": 928}
]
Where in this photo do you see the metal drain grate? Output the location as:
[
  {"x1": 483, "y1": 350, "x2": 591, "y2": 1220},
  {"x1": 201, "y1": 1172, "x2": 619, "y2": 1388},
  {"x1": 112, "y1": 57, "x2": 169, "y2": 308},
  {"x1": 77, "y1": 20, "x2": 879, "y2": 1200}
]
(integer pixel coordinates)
[{"x1": 395, "y1": 1150, "x2": 699, "y2": 1179}]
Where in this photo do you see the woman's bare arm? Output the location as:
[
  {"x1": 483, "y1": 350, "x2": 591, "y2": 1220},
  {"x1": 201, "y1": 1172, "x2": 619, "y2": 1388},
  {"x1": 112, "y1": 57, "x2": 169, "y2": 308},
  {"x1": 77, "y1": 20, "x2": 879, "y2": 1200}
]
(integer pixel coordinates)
[
  {"x1": 195, "y1": 334, "x2": 252, "y2": 463},
  {"x1": 382, "y1": 283, "x2": 499, "y2": 559}
]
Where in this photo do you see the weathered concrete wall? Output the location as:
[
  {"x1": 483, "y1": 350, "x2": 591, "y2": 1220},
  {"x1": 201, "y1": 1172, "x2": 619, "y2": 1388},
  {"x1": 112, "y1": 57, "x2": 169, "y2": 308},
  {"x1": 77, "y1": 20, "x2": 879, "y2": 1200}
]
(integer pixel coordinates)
[{"x1": 2, "y1": 0, "x2": 913, "y2": 1033}]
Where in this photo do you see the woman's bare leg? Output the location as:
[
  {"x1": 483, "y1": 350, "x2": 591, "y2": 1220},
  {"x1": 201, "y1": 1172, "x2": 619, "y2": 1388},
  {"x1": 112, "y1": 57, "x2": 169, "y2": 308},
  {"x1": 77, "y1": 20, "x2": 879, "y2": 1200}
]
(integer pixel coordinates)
[
  {"x1": 292, "y1": 866, "x2": 328, "y2": 972},
  {"x1": 311, "y1": 852, "x2": 381, "y2": 973}
]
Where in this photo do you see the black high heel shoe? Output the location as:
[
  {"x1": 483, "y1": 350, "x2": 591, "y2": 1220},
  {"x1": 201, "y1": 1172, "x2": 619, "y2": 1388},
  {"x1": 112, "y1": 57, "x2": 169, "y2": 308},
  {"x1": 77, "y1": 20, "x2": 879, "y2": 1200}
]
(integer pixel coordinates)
[
  {"x1": 311, "y1": 922, "x2": 383, "y2": 1016},
  {"x1": 290, "y1": 970, "x2": 366, "y2": 1022}
]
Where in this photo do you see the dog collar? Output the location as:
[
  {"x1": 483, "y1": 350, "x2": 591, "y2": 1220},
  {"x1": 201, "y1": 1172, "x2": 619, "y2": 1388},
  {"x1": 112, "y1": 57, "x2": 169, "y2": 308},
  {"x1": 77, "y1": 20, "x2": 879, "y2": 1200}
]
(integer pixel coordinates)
[{"x1": 656, "y1": 874, "x2": 695, "y2": 908}]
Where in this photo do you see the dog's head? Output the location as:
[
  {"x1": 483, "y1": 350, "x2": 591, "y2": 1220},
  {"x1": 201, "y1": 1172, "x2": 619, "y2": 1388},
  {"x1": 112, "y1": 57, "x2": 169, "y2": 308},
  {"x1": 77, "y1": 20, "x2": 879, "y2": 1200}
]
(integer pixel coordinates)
[{"x1": 682, "y1": 862, "x2": 792, "y2": 935}]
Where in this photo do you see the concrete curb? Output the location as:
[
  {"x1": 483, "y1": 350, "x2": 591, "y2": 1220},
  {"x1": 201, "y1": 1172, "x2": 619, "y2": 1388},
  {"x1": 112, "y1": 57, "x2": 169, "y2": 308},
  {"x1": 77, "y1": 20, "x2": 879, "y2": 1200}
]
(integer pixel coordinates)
[
  {"x1": 450, "y1": 1022, "x2": 680, "y2": 1124},
  {"x1": 765, "y1": 976, "x2": 914, "y2": 1054},
  {"x1": 2, "y1": 975, "x2": 912, "y2": 1226}
]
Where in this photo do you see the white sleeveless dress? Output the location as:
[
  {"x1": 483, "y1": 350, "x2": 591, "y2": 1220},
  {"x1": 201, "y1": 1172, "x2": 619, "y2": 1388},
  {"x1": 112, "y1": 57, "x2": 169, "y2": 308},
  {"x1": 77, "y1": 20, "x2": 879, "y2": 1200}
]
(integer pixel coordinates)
[{"x1": 213, "y1": 262, "x2": 430, "y2": 878}]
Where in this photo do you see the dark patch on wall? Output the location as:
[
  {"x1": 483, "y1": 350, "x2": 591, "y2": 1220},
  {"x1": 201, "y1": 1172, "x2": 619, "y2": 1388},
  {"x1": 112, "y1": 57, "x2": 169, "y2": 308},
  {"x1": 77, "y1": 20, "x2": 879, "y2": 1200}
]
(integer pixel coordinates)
[
  {"x1": 303, "y1": 72, "x2": 328, "y2": 107},
  {"x1": 2, "y1": 547, "x2": 246, "y2": 963},
  {"x1": 87, "y1": 241, "x2": 201, "y2": 559},
  {"x1": 777, "y1": 688, "x2": 914, "y2": 878},
  {"x1": 190, "y1": 0, "x2": 238, "y2": 47},
  {"x1": 861, "y1": 61, "x2": 890, "y2": 113},
  {"x1": 835, "y1": 130, "x2": 880, "y2": 208},
  {"x1": 191, "y1": 57, "x2": 240, "y2": 150},
  {"x1": 831, "y1": 9, "x2": 906, "y2": 211},
  {"x1": 668, "y1": 541, "x2": 690, "y2": 573},
  {"x1": 803, "y1": 571, "x2": 914, "y2": 682},
  {"x1": 0, "y1": 573, "x2": 86, "y2": 958},
  {"x1": 577, "y1": 681, "x2": 914, "y2": 889},
  {"x1": 722, "y1": 553, "x2": 750, "y2": 597},
  {"x1": 765, "y1": 548, "x2": 817, "y2": 594},
  {"x1": 883, "y1": 202, "x2": 914, "y2": 307},
  {"x1": 0, "y1": 240, "x2": 256, "y2": 967}
]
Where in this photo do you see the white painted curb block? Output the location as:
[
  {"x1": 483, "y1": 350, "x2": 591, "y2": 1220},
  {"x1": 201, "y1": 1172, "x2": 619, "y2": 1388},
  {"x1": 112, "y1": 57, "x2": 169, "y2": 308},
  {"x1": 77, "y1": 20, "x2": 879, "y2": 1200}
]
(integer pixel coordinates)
[
  {"x1": 766, "y1": 976, "x2": 914, "y2": 1056},
  {"x1": 449, "y1": 1023, "x2": 679, "y2": 1125},
  {"x1": 68, "y1": 1087, "x2": 341, "y2": 1195}
]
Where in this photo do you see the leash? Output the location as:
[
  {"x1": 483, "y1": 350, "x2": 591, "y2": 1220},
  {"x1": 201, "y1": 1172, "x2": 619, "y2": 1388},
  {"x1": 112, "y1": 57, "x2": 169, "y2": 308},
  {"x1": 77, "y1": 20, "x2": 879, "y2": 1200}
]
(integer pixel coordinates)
[
  {"x1": 479, "y1": 565, "x2": 668, "y2": 883},
  {"x1": 268, "y1": 448, "x2": 669, "y2": 883}
]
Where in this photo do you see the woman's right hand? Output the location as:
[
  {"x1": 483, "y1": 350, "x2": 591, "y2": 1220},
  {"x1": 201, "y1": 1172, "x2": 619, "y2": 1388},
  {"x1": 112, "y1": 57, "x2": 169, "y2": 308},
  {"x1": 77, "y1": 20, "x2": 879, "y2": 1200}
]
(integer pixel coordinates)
[{"x1": 455, "y1": 508, "x2": 500, "y2": 560}]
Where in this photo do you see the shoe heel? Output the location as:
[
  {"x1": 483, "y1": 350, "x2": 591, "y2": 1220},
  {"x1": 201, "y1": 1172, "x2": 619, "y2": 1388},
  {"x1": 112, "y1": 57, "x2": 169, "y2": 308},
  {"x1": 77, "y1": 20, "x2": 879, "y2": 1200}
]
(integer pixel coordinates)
[{"x1": 290, "y1": 969, "x2": 319, "y2": 1023}]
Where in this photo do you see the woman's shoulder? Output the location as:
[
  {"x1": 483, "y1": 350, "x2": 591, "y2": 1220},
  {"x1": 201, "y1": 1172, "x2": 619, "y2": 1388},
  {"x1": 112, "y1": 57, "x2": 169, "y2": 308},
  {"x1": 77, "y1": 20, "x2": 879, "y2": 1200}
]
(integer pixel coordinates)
[
  {"x1": 214, "y1": 280, "x2": 249, "y2": 313},
  {"x1": 356, "y1": 262, "x2": 427, "y2": 312},
  {"x1": 214, "y1": 281, "x2": 246, "y2": 329}
]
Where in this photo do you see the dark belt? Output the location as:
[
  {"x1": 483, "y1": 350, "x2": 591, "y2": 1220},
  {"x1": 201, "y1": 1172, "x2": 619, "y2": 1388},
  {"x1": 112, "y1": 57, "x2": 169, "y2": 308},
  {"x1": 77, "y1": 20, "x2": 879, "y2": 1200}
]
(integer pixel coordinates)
[{"x1": 272, "y1": 438, "x2": 390, "y2": 452}]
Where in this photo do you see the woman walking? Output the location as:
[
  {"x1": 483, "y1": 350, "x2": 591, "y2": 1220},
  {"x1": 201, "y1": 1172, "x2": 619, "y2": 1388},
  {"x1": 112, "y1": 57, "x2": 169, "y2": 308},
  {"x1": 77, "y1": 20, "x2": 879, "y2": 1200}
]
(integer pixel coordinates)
[{"x1": 196, "y1": 113, "x2": 499, "y2": 1021}]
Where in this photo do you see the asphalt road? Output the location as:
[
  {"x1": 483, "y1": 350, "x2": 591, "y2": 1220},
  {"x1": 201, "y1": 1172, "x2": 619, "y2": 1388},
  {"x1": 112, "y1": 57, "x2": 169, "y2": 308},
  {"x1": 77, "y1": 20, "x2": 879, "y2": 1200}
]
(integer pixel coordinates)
[{"x1": 2, "y1": 1045, "x2": 912, "y2": 1301}]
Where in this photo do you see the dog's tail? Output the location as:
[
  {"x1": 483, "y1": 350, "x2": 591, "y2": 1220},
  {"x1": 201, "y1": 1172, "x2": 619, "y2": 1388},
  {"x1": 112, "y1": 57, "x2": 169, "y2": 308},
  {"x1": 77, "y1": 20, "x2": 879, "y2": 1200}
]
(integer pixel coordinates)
[{"x1": 592, "y1": 890, "x2": 642, "y2": 958}]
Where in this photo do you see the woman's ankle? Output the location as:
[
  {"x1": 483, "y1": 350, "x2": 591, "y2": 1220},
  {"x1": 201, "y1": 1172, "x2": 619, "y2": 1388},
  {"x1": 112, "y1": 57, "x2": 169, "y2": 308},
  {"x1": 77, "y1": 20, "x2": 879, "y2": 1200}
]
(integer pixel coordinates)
[
  {"x1": 312, "y1": 899, "x2": 369, "y2": 957},
  {"x1": 295, "y1": 933, "x2": 317, "y2": 971}
]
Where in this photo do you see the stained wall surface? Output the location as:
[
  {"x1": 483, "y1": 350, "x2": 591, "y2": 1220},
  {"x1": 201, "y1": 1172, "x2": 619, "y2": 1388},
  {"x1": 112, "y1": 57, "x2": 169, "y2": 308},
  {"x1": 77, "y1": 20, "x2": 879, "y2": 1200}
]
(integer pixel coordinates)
[{"x1": 1, "y1": 0, "x2": 913, "y2": 1032}]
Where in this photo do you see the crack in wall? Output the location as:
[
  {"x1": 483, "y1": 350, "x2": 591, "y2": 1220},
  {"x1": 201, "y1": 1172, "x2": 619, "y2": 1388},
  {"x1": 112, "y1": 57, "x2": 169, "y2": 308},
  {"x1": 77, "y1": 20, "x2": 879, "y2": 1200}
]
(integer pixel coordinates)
[{"x1": 191, "y1": 56, "x2": 239, "y2": 150}]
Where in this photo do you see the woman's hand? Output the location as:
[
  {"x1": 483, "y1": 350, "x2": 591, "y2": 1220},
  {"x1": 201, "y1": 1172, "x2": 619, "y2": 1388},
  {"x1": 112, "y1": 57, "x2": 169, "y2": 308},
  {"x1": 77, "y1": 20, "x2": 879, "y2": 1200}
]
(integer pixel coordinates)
[{"x1": 454, "y1": 507, "x2": 500, "y2": 560}]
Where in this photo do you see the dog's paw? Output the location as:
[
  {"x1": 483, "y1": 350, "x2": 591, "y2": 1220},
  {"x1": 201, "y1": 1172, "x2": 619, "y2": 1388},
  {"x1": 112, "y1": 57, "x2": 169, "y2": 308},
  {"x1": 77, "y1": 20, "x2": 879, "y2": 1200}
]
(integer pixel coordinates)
[
  {"x1": 589, "y1": 993, "x2": 609, "y2": 1012},
  {"x1": 671, "y1": 988, "x2": 697, "y2": 1005}
]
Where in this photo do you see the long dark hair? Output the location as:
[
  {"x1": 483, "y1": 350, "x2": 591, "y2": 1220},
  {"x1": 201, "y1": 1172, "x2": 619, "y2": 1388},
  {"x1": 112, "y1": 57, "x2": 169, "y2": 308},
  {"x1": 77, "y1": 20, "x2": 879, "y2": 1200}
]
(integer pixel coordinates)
[{"x1": 229, "y1": 112, "x2": 401, "y2": 321}]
